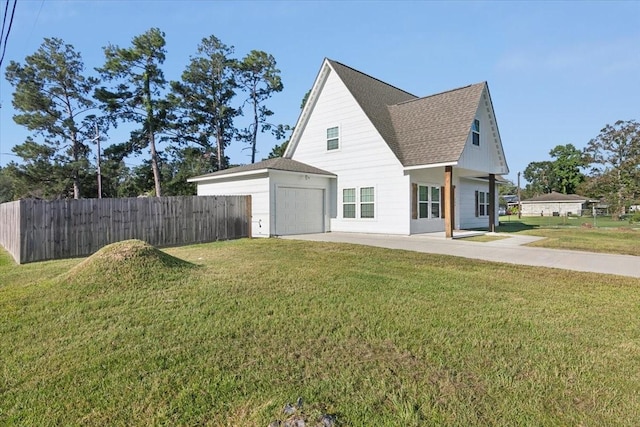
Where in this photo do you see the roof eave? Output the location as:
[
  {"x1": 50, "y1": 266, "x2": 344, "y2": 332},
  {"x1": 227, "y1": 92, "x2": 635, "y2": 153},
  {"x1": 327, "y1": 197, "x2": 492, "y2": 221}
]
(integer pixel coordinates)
[
  {"x1": 403, "y1": 161, "x2": 458, "y2": 171},
  {"x1": 187, "y1": 168, "x2": 270, "y2": 183}
]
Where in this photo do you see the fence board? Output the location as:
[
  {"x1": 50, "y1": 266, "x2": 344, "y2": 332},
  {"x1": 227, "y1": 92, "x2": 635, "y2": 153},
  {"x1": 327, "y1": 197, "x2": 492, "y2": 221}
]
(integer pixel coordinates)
[{"x1": 0, "y1": 196, "x2": 250, "y2": 264}]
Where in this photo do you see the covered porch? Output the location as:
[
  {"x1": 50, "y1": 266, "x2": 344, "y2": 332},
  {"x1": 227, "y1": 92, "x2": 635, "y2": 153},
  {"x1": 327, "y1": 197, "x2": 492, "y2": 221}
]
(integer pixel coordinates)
[{"x1": 406, "y1": 164, "x2": 499, "y2": 238}]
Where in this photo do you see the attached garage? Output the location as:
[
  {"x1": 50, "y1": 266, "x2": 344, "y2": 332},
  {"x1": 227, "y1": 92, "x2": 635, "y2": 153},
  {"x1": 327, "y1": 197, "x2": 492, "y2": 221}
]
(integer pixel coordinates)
[
  {"x1": 275, "y1": 186, "x2": 325, "y2": 235},
  {"x1": 188, "y1": 158, "x2": 335, "y2": 237}
]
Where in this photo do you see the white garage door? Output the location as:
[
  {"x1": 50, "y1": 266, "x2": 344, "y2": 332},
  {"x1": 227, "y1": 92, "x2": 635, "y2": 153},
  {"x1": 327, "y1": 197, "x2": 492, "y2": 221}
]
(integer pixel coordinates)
[{"x1": 275, "y1": 187, "x2": 325, "y2": 235}]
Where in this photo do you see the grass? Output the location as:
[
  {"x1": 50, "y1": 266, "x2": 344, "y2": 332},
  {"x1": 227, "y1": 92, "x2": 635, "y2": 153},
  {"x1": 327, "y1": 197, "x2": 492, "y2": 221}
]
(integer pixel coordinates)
[
  {"x1": 2, "y1": 238, "x2": 640, "y2": 426},
  {"x1": 499, "y1": 214, "x2": 639, "y2": 230},
  {"x1": 498, "y1": 216, "x2": 640, "y2": 256}
]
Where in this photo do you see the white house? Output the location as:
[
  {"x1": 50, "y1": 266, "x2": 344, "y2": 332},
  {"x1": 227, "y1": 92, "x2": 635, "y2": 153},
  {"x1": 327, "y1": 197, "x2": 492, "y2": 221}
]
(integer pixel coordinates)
[
  {"x1": 189, "y1": 59, "x2": 509, "y2": 238},
  {"x1": 520, "y1": 192, "x2": 590, "y2": 217}
]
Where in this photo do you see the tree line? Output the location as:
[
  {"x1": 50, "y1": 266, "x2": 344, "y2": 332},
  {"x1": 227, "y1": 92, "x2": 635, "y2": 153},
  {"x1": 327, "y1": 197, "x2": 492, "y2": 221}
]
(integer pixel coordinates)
[
  {"x1": 517, "y1": 120, "x2": 640, "y2": 218},
  {"x1": 0, "y1": 28, "x2": 288, "y2": 201}
]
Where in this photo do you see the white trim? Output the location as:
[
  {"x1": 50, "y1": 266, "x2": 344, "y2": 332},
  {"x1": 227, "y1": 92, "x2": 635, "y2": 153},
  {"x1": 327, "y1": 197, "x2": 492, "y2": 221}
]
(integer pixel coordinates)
[
  {"x1": 482, "y1": 85, "x2": 510, "y2": 175},
  {"x1": 403, "y1": 161, "x2": 457, "y2": 171},
  {"x1": 270, "y1": 169, "x2": 336, "y2": 179},
  {"x1": 188, "y1": 169, "x2": 269, "y2": 182},
  {"x1": 284, "y1": 60, "x2": 332, "y2": 158},
  {"x1": 188, "y1": 168, "x2": 336, "y2": 183}
]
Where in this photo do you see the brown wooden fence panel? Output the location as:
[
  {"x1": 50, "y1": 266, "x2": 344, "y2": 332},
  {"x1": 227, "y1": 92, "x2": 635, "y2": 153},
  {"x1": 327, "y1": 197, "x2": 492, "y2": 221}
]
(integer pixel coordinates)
[{"x1": 0, "y1": 196, "x2": 250, "y2": 264}]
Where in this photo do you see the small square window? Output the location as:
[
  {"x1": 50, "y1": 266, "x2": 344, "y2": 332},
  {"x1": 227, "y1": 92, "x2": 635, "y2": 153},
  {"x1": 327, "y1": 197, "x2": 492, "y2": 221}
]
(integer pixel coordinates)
[
  {"x1": 327, "y1": 126, "x2": 339, "y2": 150},
  {"x1": 343, "y1": 204, "x2": 356, "y2": 218},
  {"x1": 361, "y1": 203, "x2": 375, "y2": 219},
  {"x1": 360, "y1": 187, "x2": 374, "y2": 203}
]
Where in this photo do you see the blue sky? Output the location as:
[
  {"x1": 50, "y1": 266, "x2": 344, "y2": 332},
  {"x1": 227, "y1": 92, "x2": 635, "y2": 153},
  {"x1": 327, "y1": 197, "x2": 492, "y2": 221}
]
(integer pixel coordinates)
[{"x1": 0, "y1": 0, "x2": 638, "y2": 184}]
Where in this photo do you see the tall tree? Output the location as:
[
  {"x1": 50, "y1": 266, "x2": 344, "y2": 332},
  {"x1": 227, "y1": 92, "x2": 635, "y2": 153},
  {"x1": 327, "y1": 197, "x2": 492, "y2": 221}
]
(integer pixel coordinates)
[
  {"x1": 96, "y1": 27, "x2": 168, "y2": 197},
  {"x1": 237, "y1": 50, "x2": 284, "y2": 163},
  {"x1": 4, "y1": 138, "x2": 72, "y2": 199},
  {"x1": 5, "y1": 37, "x2": 98, "y2": 199},
  {"x1": 0, "y1": 166, "x2": 15, "y2": 202},
  {"x1": 549, "y1": 143, "x2": 586, "y2": 194},
  {"x1": 523, "y1": 160, "x2": 555, "y2": 196},
  {"x1": 171, "y1": 35, "x2": 238, "y2": 171},
  {"x1": 267, "y1": 140, "x2": 289, "y2": 159},
  {"x1": 584, "y1": 120, "x2": 640, "y2": 218},
  {"x1": 161, "y1": 146, "x2": 212, "y2": 196}
]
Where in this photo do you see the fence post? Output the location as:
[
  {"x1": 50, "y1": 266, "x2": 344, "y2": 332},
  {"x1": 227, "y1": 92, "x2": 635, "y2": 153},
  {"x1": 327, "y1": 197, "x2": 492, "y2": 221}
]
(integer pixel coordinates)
[{"x1": 246, "y1": 195, "x2": 252, "y2": 238}]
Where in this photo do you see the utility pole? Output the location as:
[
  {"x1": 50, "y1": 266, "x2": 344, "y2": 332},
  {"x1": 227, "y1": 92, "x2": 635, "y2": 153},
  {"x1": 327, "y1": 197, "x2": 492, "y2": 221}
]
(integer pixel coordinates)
[
  {"x1": 517, "y1": 171, "x2": 522, "y2": 219},
  {"x1": 95, "y1": 122, "x2": 102, "y2": 199}
]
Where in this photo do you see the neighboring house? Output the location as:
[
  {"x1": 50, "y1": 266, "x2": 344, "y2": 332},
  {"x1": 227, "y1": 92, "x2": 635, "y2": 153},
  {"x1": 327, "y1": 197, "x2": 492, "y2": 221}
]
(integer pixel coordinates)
[
  {"x1": 189, "y1": 59, "x2": 509, "y2": 237},
  {"x1": 520, "y1": 192, "x2": 591, "y2": 216},
  {"x1": 501, "y1": 194, "x2": 519, "y2": 213}
]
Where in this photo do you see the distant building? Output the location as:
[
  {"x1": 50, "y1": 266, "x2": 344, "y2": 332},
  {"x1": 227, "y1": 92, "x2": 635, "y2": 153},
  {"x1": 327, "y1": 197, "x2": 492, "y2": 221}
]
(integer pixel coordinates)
[{"x1": 520, "y1": 192, "x2": 592, "y2": 216}]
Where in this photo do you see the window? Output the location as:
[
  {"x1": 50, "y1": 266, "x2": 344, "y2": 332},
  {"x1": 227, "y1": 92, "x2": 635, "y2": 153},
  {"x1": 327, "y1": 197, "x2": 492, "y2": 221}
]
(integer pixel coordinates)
[
  {"x1": 472, "y1": 119, "x2": 480, "y2": 146},
  {"x1": 476, "y1": 191, "x2": 490, "y2": 217},
  {"x1": 360, "y1": 187, "x2": 375, "y2": 218},
  {"x1": 418, "y1": 185, "x2": 429, "y2": 218},
  {"x1": 431, "y1": 186, "x2": 441, "y2": 218},
  {"x1": 343, "y1": 188, "x2": 355, "y2": 218},
  {"x1": 327, "y1": 126, "x2": 339, "y2": 150},
  {"x1": 343, "y1": 186, "x2": 375, "y2": 219},
  {"x1": 418, "y1": 185, "x2": 441, "y2": 219}
]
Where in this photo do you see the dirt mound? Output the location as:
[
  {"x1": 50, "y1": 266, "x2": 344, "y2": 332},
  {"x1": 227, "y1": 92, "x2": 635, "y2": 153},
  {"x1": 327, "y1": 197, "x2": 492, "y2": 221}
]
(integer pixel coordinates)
[{"x1": 61, "y1": 239, "x2": 193, "y2": 286}]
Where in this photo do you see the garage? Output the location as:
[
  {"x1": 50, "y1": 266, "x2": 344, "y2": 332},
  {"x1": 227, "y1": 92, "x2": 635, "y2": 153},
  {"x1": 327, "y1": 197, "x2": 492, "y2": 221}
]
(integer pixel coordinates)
[
  {"x1": 188, "y1": 157, "x2": 335, "y2": 237},
  {"x1": 275, "y1": 186, "x2": 325, "y2": 235}
]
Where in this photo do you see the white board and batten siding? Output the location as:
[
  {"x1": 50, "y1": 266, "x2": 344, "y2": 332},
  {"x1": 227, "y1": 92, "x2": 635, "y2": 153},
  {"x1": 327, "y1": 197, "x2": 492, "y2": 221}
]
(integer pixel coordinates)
[
  {"x1": 457, "y1": 88, "x2": 508, "y2": 176},
  {"x1": 197, "y1": 174, "x2": 270, "y2": 237},
  {"x1": 291, "y1": 68, "x2": 411, "y2": 235}
]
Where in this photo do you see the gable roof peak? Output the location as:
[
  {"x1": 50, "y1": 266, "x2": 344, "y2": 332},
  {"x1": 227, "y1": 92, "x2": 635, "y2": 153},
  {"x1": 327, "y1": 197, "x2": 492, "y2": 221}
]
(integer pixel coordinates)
[
  {"x1": 287, "y1": 58, "x2": 506, "y2": 173},
  {"x1": 325, "y1": 58, "x2": 417, "y2": 99},
  {"x1": 395, "y1": 81, "x2": 486, "y2": 107}
]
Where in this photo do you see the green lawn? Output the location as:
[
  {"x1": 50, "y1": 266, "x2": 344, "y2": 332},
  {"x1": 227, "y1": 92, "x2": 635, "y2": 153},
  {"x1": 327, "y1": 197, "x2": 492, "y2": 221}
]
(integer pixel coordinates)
[
  {"x1": 498, "y1": 216, "x2": 640, "y2": 256},
  {"x1": 2, "y1": 239, "x2": 640, "y2": 426}
]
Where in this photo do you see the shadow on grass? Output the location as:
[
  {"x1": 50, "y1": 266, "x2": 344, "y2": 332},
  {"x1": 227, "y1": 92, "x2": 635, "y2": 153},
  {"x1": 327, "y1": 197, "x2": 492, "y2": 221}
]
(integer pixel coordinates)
[{"x1": 496, "y1": 219, "x2": 538, "y2": 233}]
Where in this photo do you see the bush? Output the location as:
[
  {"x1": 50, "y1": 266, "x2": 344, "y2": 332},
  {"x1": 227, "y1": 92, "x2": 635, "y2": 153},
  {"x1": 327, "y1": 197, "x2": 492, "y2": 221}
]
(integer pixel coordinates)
[{"x1": 629, "y1": 211, "x2": 640, "y2": 224}]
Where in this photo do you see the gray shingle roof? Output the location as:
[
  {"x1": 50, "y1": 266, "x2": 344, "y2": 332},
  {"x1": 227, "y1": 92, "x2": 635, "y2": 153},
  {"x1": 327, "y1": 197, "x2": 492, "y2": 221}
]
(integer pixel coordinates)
[
  {"x1": 327, "y1": 59, "x2": 486, "y2": 167},
  {"x1": 188, "y1": 157, "x2": 335, "y2": 181},
  {"x1": 390, "y1": 83, "x2": 486, "y2": 166},
  {"x1": 521, "y1": 192, "x2": 588, "y2": 203}
]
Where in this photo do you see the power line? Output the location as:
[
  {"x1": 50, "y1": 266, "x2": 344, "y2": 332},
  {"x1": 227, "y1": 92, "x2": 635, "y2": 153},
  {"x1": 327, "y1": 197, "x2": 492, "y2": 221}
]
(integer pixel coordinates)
[
  {"x1": 0, "y1": 1, "x2": 10, "y2": 53},
  {"x1": 0, "y1": 0, "x2": 16, "y2": 68}
]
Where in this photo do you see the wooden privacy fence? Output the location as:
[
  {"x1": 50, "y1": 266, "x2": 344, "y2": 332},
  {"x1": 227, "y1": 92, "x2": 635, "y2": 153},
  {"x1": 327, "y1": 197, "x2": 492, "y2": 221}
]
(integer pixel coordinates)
[{"x1": 0, "y1": 196, "x2": 251, "y2": 264}]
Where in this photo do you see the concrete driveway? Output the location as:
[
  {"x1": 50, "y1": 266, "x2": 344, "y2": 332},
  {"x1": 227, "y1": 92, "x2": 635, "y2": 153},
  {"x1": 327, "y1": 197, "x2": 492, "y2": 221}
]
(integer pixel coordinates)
[{"x1": 282, "y1": 232, "x2": 640, "y2": 279}]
